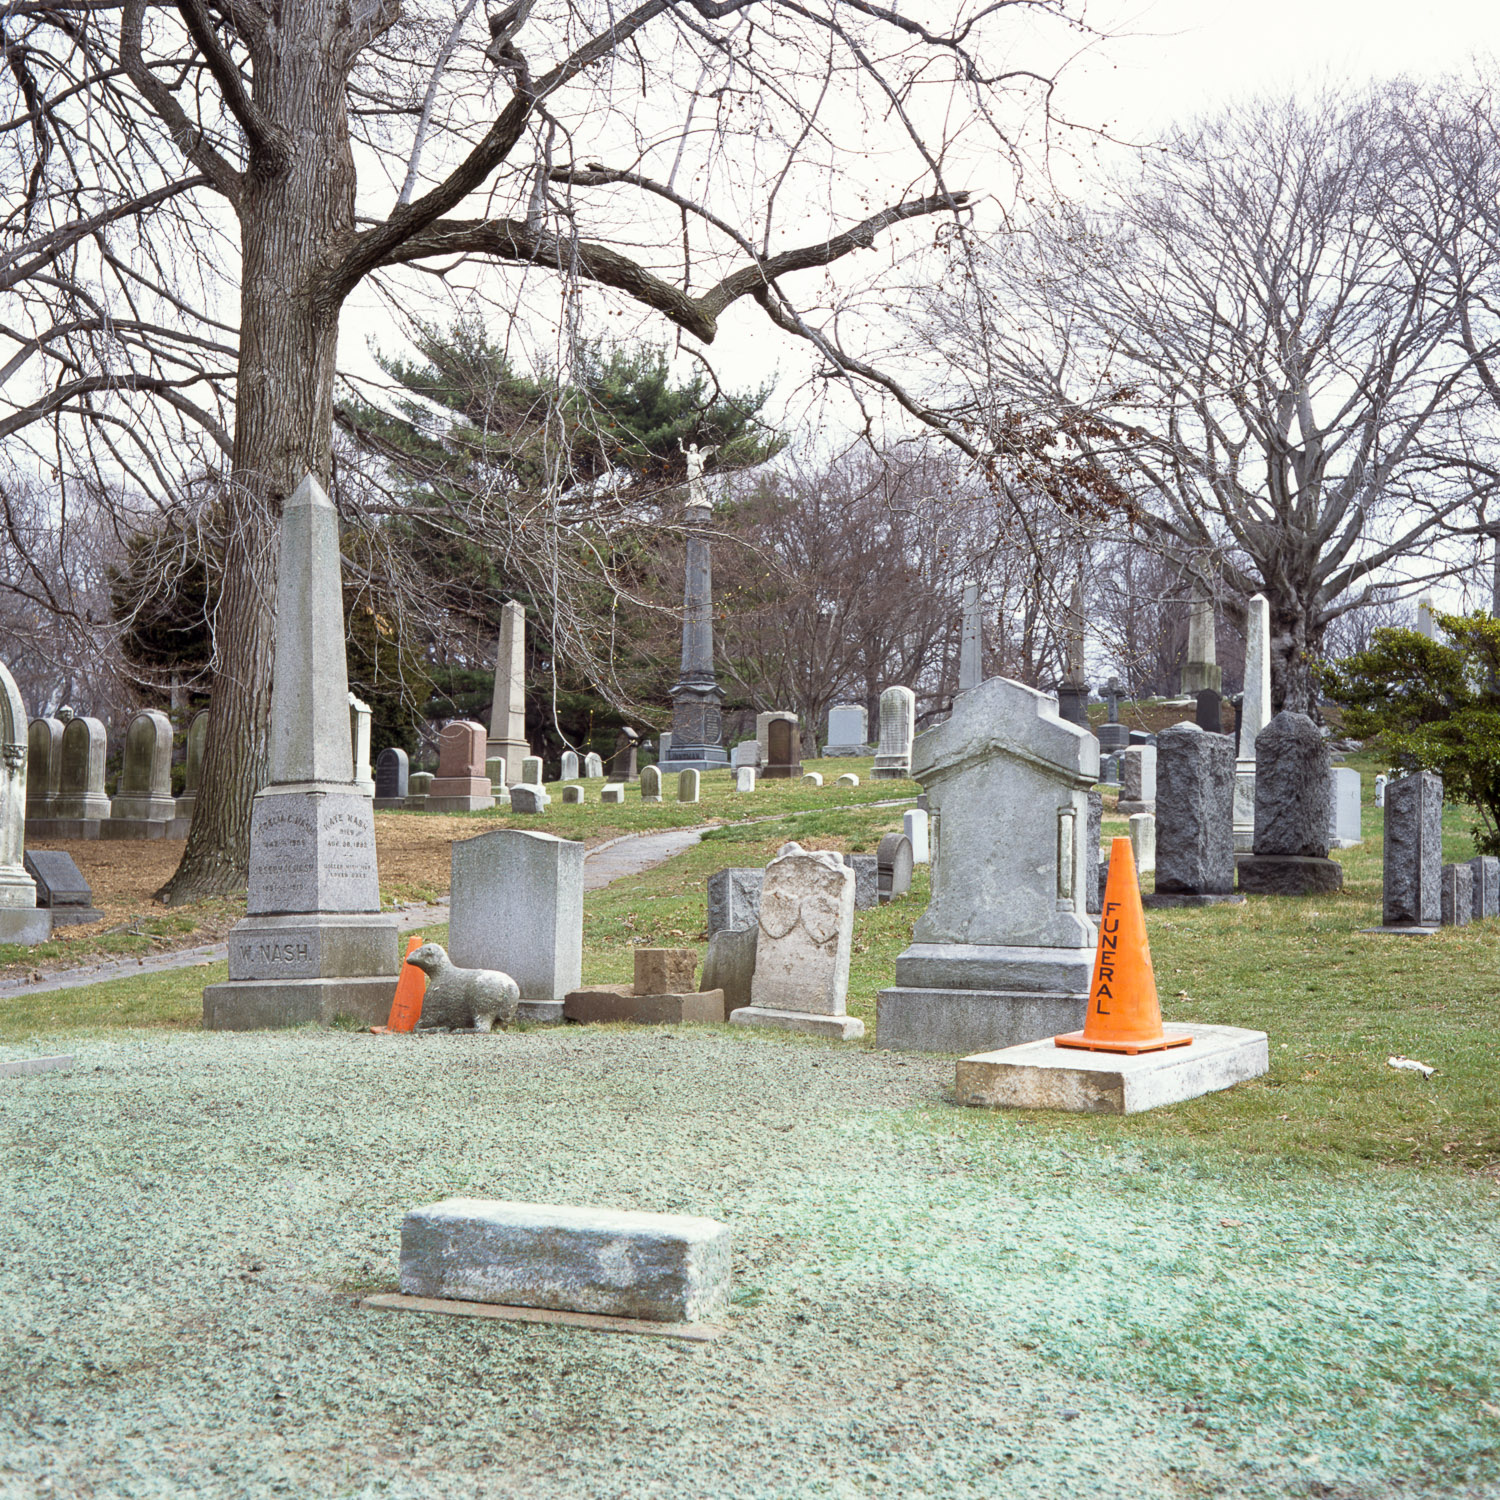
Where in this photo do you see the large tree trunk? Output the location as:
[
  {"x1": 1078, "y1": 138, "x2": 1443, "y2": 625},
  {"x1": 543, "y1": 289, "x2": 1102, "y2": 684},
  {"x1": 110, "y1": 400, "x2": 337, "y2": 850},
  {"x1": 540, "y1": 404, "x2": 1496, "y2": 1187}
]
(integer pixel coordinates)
[
  {"x1": 1267, "y1": 595, "x2": 1319, "y2": 717},
  {"x1": 158, "y1": 14, "x2": 355, "y2": 903}
]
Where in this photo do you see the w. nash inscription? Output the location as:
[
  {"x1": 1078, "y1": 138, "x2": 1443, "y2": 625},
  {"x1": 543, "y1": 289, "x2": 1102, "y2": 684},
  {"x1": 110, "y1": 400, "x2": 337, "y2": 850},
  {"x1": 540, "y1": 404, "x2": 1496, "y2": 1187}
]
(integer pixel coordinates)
[
  {"x1": 228, "y1": 926, "x2": 321, "y2": 981},
  {"x1": 246, "y1": 791, "x2": 382, "y2": 915}
]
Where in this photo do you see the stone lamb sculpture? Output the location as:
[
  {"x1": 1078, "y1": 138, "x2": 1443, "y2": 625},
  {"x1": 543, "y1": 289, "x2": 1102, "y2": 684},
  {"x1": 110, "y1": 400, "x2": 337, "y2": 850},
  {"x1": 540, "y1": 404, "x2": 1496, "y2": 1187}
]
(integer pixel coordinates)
[{"x1": 404, "y1": 943, "x2": 520, "y2": 1032}]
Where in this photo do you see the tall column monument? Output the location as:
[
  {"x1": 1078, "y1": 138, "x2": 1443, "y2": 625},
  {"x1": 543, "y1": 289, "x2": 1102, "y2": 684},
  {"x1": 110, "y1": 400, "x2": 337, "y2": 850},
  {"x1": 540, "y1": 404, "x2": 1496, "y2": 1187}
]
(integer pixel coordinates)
[{"x1": 487, "y1": 599, "x2": 530, "y2": 780}]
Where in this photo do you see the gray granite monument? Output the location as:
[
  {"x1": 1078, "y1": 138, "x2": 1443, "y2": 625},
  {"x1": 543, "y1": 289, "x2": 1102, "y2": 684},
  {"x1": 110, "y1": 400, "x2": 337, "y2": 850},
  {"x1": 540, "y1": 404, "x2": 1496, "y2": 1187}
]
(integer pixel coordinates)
[
  {"x1": 1236, "y1": 712, "x2": 1341, "y2": 895},
  {"x1": 104, "y1": 709, "x2": 176, "y2": 838},
  {"x1": 824, "y1": 703, "x2": 869, "y2": 757},
  {"x1": 1144, "y1": 721, "x2": 1241, "y2": 907},
  {"x1": 872, "y1": 685, "x2": 915, "y2": 780},
  {"x1": 487, "y1": 599, "x2": 531, "y2": 773},
  {"x1": 1376, "y1": 771, "x2": 1442, "y2": 932},
  {"x1": 1181, "y1": 584, "x2": 1222, "y2": 695}
]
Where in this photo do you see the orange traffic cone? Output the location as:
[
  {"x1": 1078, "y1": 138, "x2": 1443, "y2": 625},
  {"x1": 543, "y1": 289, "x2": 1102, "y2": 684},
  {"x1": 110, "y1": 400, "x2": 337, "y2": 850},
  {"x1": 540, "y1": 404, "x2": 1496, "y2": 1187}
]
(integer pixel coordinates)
[
  {"x1": 1055, "y1": 837, "x2": 1191, "y2": 1055},
  {"x1": 382, "y1": 935, "x2": 427, "y2": 1033}
]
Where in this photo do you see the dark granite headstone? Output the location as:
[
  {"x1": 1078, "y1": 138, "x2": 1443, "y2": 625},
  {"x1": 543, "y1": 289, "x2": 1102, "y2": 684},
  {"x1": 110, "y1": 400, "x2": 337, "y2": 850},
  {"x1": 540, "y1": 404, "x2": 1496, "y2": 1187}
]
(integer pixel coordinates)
[
  {"x1": 375, "y1": 747, "x2": 409, "y2": 800},
  {"x1": 1055, "y1": 684, "x2": 1090, "y2": 729},
  {"x1": 1195, "y1": 689, "x2": 1222, "y2": 733},
  {"x1": 764, "y1": 719, "x2": 801, "y2": 779},
  {"x1": 25, "y1": 850, "x2": 92, "y2": 907},
  {"x1": 1441, "y1": 863, "x2": 1473, "y2": 927},
  {"x1": 1144, "y1": 722, "x2": 1242, "y2": 907},
  {"x1": 1383, "y1": 771, "x2": 1442, "y2": 927},
  {"x1": 1236, "y1": 711, "x2": 1342, "y2": 895},
  {"x1": 610, "y1": 727, "x2": 639, "y2": 782}
]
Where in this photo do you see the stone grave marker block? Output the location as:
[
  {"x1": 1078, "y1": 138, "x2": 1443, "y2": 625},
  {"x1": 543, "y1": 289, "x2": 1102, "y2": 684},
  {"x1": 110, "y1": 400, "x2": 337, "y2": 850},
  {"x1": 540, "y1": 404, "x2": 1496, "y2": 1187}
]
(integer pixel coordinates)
[
  {"x1": 872, "y1": 686, "x2": 916, "y2": 780},
  {"x1": 877, "y1": 832, "x2": 914, "y2": 903},
  {"x1": 707, "y1": 868, "x2": 764, "y2": 938}
]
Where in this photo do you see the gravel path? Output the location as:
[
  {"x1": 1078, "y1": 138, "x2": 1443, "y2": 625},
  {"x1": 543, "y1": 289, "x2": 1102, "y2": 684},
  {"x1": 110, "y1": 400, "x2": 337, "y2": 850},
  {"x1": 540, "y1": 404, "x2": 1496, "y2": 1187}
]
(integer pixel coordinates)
[{"x1": 3, "y1": 1026, "x2": 1496, "y2": 1499}]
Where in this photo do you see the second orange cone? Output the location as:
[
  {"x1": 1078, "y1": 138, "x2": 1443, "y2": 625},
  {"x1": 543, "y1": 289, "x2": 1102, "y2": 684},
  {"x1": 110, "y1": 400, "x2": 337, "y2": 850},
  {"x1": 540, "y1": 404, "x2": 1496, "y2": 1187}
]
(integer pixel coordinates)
[
  {"x1": 384, "y1": 934, "x2": 428, "y2": 1033},
  {"x1": 1056, "y1": 837, "x2": 1191, "y2": 1055}
]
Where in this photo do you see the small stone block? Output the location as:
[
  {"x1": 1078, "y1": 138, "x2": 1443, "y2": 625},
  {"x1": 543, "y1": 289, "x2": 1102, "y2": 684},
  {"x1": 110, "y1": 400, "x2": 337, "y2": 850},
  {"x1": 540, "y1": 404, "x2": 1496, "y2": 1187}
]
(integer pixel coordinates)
[
  {"x1": 634, "y1": 947, "x2": 696, "y2": 995},
  {"x1": 0, "y1": 1053, "x2": 74, "y2": 1078},
  {"x1": 600, "y1": 784, "x2": 625, "y2": 804},
  {"x1": 509, "y1": 784, "x2": 551, "y2": 813},
  {"x1": 563, "y1": 986, "x2": 726, "y2": 1026},
  {"x1": 562, "y1": 785, "x2": 585, "y2": 804},
  {"x1": 836, "y1": 773, "x2": 859, "y2": 787},
  {"x1": 729, "y1": 1005, "x2": 865, "y2": 1040},
  {"x1": 398, "y1": 1198, "x2": 732, "y2": 1323},
  {"x1": 802, "y1": 772, "x2": 822, "y2": 787},
  {"x1": 955, "y1": 1023, "x2": 1269, "y2": 1114}
]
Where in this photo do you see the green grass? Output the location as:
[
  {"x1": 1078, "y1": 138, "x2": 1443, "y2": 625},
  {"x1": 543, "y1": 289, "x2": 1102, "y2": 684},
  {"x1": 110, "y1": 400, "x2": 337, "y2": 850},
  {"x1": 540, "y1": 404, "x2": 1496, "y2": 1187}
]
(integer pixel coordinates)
[{"x1": 0, "y1": 911, "x2": 205, "y2": 973}]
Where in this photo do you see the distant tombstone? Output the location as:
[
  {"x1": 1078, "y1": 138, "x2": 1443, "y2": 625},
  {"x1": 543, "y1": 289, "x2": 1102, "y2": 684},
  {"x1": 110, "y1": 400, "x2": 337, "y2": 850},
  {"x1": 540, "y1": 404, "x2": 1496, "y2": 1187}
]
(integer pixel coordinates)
[
  {"x1": 584, "y1": 752, "x2": 604, "y2": 779},
  {"x1": 1327, "y1": 766, "x2": 1362, "y2": 849},
  {"x1": 1095, "y1": 723, "x2": 1129, "y2": 755},
  {"x1": 26, "y1": 717, "x2": 63, "y2": 816},
  {"x1": 375, "y1": 748, "x2": 409, "y2": 801},
  {"x1": 729, "y1": 843, "x2": 863, "y2": 1040},
  {"x1": 876, "y1": 832, "x2": 914, "y2": 903},
  {"x1": 842, "y1": 852, "x2": 879, "y2": 910},
  {"x1": 1118, "y1": 746, "x2": 1156, "y2": 815},
  {"x1": 510, "y1": 784, "x2": 551, "y2": 813},
  {"x1": 178, "y1": 709, "x2": 209, "y2": 815},
  {"x1": 707, "y1": 868, "x2": 764, "y2": 938},
  {"x1": 677, "y1": 768, "x2": 700, "y2": 804},
  {"x1": 1237, "y1": 712, "x2": 1341, "y2": 895},
  {"x1": 1195, "y1": 689, "x2": 1223, "y2": 733},
  {"x1": 836, "y1": 772, "x2": 859, "y2": 788},
  {"x1": 1468, "y1": 855, "x2": 1499, "y2": 921},
  {"x1": 610, "y1": 728, "x2": 639, "y2": 782},
  {"x1": 1441, "y1": 863, "x2": 1473, "y2": 927},
  {"x1": 54, "y1": 716, "x2": 111, "y2": 821},
  {"x1": 639, "y1": 765, "x2": 662, "y2": 802},
  {"x1": 408, "y1": 771, "x2": 434, "y2": 799},
  {"x1": 755, "y1": 711, "x2": 796, "y2": 765},
  {"x1": 801, "y1": 772, "x2": 823, "y2": 787},
  {"x1": 764, "y1": 718, "x2": 801, "y2": 780},
  {"x1": 485, "y1": 756, "x2": 506, "y2": 793},
  {"x1": 560, "y1": 750, "x2": 579, "y2": 782},
  {"x1": 735, "y1": 766, "x2": 756, "y2": 793},
  {"x1": 872, "y1": 687, "x2": 916, "y2": 780},
  {"x1": 1380, "y1": 772, "x2": 1442, "y2": 930},
  {"x1": 600, "y1": 784, "x2": 624, "y2": 805},
  {"x1": 1145, "y1": 722, "x2": 1240, "y2": 907},
  {"x1": 562, "y1": 785, "x2": 585, "y2": 804},
  {"x1": 1374, "y1": 774, "x2": 1387, "y2": 808},
  {"x1": 428, "y1": 721, "x2": 494, "y2": 811},
  {"x1": 731, "y1": 740, "x2": 760, "y2": 769},
  {"x1": 109, "y1": 709, "x2": 176, "y2": 825},
  {"x1": 1104, "y1": 678, "x2": 1121, "y2": 722},
  {"x1": 349, "y1": 694, "x2": 375, "y2": 796},
  {"x1": 1128, "y1": 811, "x2": 1156, "y2": 875},
  {"x1": 825, "y1": 703, "x2": 870, "y2": 757},
  {"x1": 1085, "y1": 787, "x2": 1103, "y2": 916},
  {"x1": 25, "y1": 850, "x2": 101, "y2": 925},
  {"x1": 521, "y1": 755, "x2": 543, "y2": 786},
  {"x1": 702, "y1": 924, "x2": 758, "y2": 1017},
  {"x1": 903, "y1": 807, "x2": 930, "y2": 865}
]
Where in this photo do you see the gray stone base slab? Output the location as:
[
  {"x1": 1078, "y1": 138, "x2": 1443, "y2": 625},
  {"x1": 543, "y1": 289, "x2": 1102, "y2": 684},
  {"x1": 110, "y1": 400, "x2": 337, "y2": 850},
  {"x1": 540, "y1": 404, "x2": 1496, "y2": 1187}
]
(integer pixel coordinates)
[
  {"x1": 0, "y1": 1052, "x2": 73, "y2": 1078},
  {"x1": 399, "y1": 1198, "x2": 731, "y2": 1323},
  {"x1": 564, "y1": 985, "x2": 726, "y2": 1026},
  {"x1": 99, "y1": 817, "x2": 172, "y2": 841},
  {"x1": 202, "y1": 975, "x2": 398, "y2": 1031},
  {"x1": 822, "y1": 745, "x2": 870, "y2": 757},
  {"x1": 165, "y1": 816, "x2": 193, "y2": 839},
  {"x1": 893, "y1": 942, "x2": 1093, "y2": 995},
  {"x1": 876, "y1": 986, "x2": 1086, "y2": 1055},
  {"x1": 518, "y1": 999, "x2": 565, "y2": 1025},
  {"x1": 728, "y1": 1006, "x2": 865, "y2": 1040},
  {"x1": 1329, "y1": 838, "x2": 1364, "y2": 850},
  {"x1": 0, "y1": 908, "x2": 53, "y2": 944},
  {"x1": 759, "y1": 766, "x2": 804, "y2": 780},
  {"x1": 871, "y1": 766, "x2": 910, "y2": 780},
  {"x1": 1142, "y1": 892, "x2": 1246, "y2": 908},
  {"x1": 1359, "y1": 925, "x2": 1441, "y2": 937},
  {"x1": 955, "y1": 1023, "x2": 1269, "y2": 1115},
  {"x1": 402, "y1": 796, "x2": 429, "y2": 812},
  {"x1": 1116, "y1": 800, "x2": 1155, "y2": 816},
  {"x1": 656, "y1": 758, "x2": 730, "y2": 774},
  {"x1": 25, "y1": 818, "x2": 102, "y2": 841},
  {"x1": 225, "y1": 912, "x2": 400, "y2": 981},
  {"x1": 111, "y1": 796, "x2": 177, "y2": 822},
  {"x1": 1236, "y1": 854, "x2": 1343, "y2": 896},
  {"x1": 424, "y1": 795, "x2": 496, "y2": 812},
  {"x1": 47, "y1": 906, "x2": 105, "y2": 927},
  {"x1": 363, "y1": 1292, "x2": 724, "y2": 1342}
]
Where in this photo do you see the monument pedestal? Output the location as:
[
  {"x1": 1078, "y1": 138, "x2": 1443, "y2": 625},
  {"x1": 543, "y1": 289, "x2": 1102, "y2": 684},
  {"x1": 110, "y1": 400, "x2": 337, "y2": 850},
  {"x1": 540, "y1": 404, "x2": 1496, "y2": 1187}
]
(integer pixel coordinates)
[
  {"x1": 26, "y1": 817, "x2": 102, "y2": 840},
  {"x1": 563, "y1": 983, "x2": 726, "y2": 1025},
  {"x1": 1235, "y1": 853, "x2": 1342, "y2": 895},
  {"x1": 203, "y1": 975, "x2": 400, "y2": 1031}
]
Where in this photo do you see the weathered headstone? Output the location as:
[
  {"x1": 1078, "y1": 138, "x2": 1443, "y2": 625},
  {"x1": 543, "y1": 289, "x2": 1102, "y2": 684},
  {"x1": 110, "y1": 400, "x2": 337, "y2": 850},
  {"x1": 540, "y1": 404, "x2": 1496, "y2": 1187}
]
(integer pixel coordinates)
[
  {"x1": 564, "y1": 947, "x2": 724, "y2": 1026},
  {"x1": 735, "y1": 766, "x2": 756, "y2": 793},
  {"x1": 1374, "y1": 773, "x2": 1387, "y2": 808},
  {"x1": 639, "y1": 764, "x2": 662, "y2": 802},
  {"x1": 876, "y1": 832, "x2": 914, "y2": 903},
  {"x1": 485, "y1": 756, "x2": 506, "y2": 794},
  {"x1": 509, "y1": 784, "x2": 550, "y2": 813},
  {"x1": 677, "y1": 768, "x2": 700, "y2": 804},
  {"x1": 349, "y1": 694, "x2": 375, "y2": 796},
  {"x1": 1378, "y1": 772, "x2": 1442, "y2": 930},
  {"x1": 731, "y1": 739, "x2": 759, "y2": 769},
  {"x1": 520, "y1": 755, "x2": 543, "y2": 787},
  {"x1": 764, "y1": 719, "x2": 801, "y2": 780},
  {"x1": 702, "y1": 924, "x2": 757, "y2": 1016},
  {"x1": 25, "y1": 717, "x2": 62, "y2": 819},
  {"x1": 825, "y1": 703, "x2": 869, "y2": 757},
  {"x1": 448, "y1": 828, "x2": 583, "y2": 1021},
  {"x1": 1085, "y1": 788, "x2": 1103, "y2": 917},
  {"x1": 1144, "y1": 722, "x2": 1241, "y2": 907},
  {"x1": 837, "y1": 772, "x2": 859, "y2": 787},
  {"x1": 600, "y1": 784, "x2": 624, "y2": 805},
  {"x1": 842, "y1": 852, "x2": 878, "y2": 910},
  {"x1": 1469, "y1": 855, "x2": 1499, "y2": 921},
  {"x1": 24, "y1": 850, "x2": 102, "y2": 925},
  {"x1": 562, "y1": 785, "x2": 584, "y2": 805},
  {"x1": 560, "y1": 750, "x2": 579, "y2": 782},
  {"x1": 730, "y1": 843, "x2": 863, "y2": 1039},
  {"x1": 871, "y1": 686, "x2": 916, "y2": 780},
  {"x1": 1128, "y1": 812, "x2": 1155, "y2": 875},
  {"x1": 584, "y1": 752, "x2": 604, "y2": 779},
  {"x1": 1117, "y1": 745, "x2": 1156, "y2": 816},
  {"x1": 407, "y1": 770, "x2": 434, "y2": 808},
  {"x1": 1328, "y1": 766, "x2": 1362, "y2": 849},
  {"x1": 1195, "y1": 689, "x2": 1223, "y2": 734},
  {"x1": 903, "y1": 807, "x2": 929, "y2": 864},
  {"x1": 610, "y1": 728, "x2": 639, "y2": 782},
  {"x1": 487, "y1": 599, "x2": 530, "y2": 773},
  {"x1": 958, "y1": 580, "x2": 983, "y2": 692},
  {"x1": 49, "y1": 716, "x2": 111, "y2": 828},
  {"x1": 175, "y1": 709, "x2": 209, "y2": 824},
  {"x1": 1235, "y1": 712, "x2": 1341, "y2": 894},
  {"x1": 374, "y1": 748, "x2": 410, "y2": 808},
  {"x1": 877, "y1": 676, "x2": 1097, "y2": 1054},
  {"x1": 105, "y1": 709, "x2": 175, "y2": 836},
  {"x1": 801, "y1": 772, "x2": 823, "y2": 787},
  {"x1": 756, "y1": 711, "x2": 797, "y2": 766},
  {"x1": 203, "y1": 476, "x2": 399, "y2": 1029},
  {"x1": 1232, "y1": 593, "x2": 1272, "y2": 851},
  {"x1": 707, "y1": 868, "x2": 764, "y2": 938},
  {"x1": 1096, "y1": 718, "x2": 1130, "y2": 755},
  {"x1": 429, "y1": 722, "x2": 495, "y2": 811},
  {"x1": 1441, "y1": 863, "x2": 1473, "y2": 927},
  {"x1": 0, "y1": 663, "x2": 48, "y2": 941}
]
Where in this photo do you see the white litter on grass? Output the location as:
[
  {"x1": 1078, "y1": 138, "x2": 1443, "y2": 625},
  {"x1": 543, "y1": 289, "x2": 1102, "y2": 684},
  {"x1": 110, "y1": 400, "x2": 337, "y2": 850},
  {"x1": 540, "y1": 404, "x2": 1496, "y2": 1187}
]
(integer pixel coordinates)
[{"x1": 1388, "y1": 1056, "x2": 1435, "y2": 1078}]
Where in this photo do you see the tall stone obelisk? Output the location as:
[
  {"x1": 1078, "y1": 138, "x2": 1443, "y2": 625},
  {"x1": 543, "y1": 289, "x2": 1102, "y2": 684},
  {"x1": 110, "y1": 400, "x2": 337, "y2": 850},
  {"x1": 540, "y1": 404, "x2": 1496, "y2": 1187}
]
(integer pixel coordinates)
[
  {"x1": 487, "y1": 599, "x2": 530, "y2": 779},
  {"x1": 1231, "y1": 592, "x2": 1272, "y2": 852},
  {"x1": 1181, "y1": 584, "x2": 1222, "y2": 694},
  {"x1": 660, "y1": 443, "x2": 727, "y2": 772},
  {"x1": 957, "y1": 581, "x2": 983, "y2": 693},
  {"x1": 1054, "y1": 576, "x2": 1091, "y2": 729},
  {"x1": 204, "y1": 476, "x2": 399, "y2": 1029}
]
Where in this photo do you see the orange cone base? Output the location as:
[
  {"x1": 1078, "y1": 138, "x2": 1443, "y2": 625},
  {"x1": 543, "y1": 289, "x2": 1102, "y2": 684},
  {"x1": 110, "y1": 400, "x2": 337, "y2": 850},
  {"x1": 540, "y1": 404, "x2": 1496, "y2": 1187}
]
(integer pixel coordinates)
[{"x1": 1054, "y1": 1030, "x2": 1193, "y2": 1055}]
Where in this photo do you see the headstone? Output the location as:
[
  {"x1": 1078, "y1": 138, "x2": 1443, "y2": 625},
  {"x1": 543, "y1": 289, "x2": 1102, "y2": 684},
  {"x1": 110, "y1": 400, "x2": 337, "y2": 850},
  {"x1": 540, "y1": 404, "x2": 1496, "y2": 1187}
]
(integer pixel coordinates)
[
  {"x1": 731, "y1": 739, "x2": 759, "y2": 769},
  {"x1": 398, "y1": 1199, "x2": 731, "y2": 1324},
  {"x1": 958, "y1": 581, "x2": 983, "y2": 691},
  {"x1": 509, "y1": 784, "x2": 550, "y2": 813},
  {"x1": 0, "y1": 663, "x2": 48, "y2": 942},
  {"x1": 1441, "y1": 863, "x2": 1473, "y2": 927},
  {"x1": 1129, "y1": 730, "x2": 1153, "y2": 747},
  {"x1": 51, "y1": 716, "x2": 111, "y2": 822},
  {"x1": 802, "y1": 772, "x2": 823, "y2": 787},
  {"x1": 1469, "y1": 855, "x2": 1499, "y2": 921},
  {"x1": 374, "y1": 747, "x2": 409, "y2": 805},
  {"x1": 560, "y1": 750, "x2": 579, "y2": 781},
  {"x1": 640, "y1": 765, "x2": 662, "y2": 802},
  {"x1": 1054, "y1": 685, "x2": 1090, "y2": 730},
  {"x1": 825, "y1": 703, "x2": 870, "y2": 756},
  {"x1": 428, "y1": 721, "x2": 495, "y2": 811},
  {"x1": 1236, "y1": 712, "x2": 1342, "y2": 895},
  {"x1": 105, "y1": 709, "x2": 175, "y2": 833},
  {"x1": 175, "y1": 709, "x2": 209, "y2": 821},
  {"x1": 1128, "y1": 812, "x2": 1155, "y2": 875},
  {"x1": 1379, "y1": 772, "x2": 1442, "y2": 929},
  {"x1": 1374, "y1": 773, "x2": 1387, "y2": 808},
  {"x1": 1085, "y1": 787, "x2": 1103, "y2": 916},
  {"x1": 584, "y1": 752, "x2": 604, "y2": 779},
  {"x1": 25, "y1": 717, "x2": 62, "y2": 817},
  {"x1": 1104, "y1": 678, "x2": 1121, "y2": 722},
  {"x1": 349, "y1": 694, "x2": 375, "y2": 796},
  {"x1": 1181, "y1": 586, "x2": 1223, "y2": 694},
  {"x1": 707, "y1": 868, "x2": 764, "y2": 938},
  {"x1": 1099, "y1": 754, "x2": 1121, "y2": 786},
  {"x1": 756, "y1": 711, "x2": 797, "y2": 766},
  {"x1": 876, "y1": 832, "x2": 914, "y2": 903},
  {"x1": 610, "y1": 727, "x2": 639, "y2": 782},
  {"x1": 1195, "y1": 689, "x2": 1222, "y2": 733},
  {"x1": 657, "y1": 734, "x2": 672, "y2": 763},
  {"x1": 408, "y1": 771, "x2": 434, "y2": 799},
  {"x1": 702, "y1": 924, "x2": 757, "y2": 1016},
  {"x1": 1328, "y1": 766, "x2": 1362, "y2": 849},
  {"x1": 449, "y1": 827, "x2": 584, "y2": 1020},
  {"x1": 1096, "y1": 723, "x2": 1129, "y2": 755},
  {"x1": 764, "y1": 718, "x2": 801, "y2": 780},
  {"x1": 735, "y1": 766, "x2": 756, "y2": 793},
  {"x1": 487, "y1": 599, "x2": 530, "y2": 772},
  {"x1": 520, "y1": 755, "x2": 543, "y2": 786},
  {"x1": 562, "y1": 785, "x2": 584, "y2": 804},
  {"x1": 1144, "y1": 722, "x2": 1240, "y2": 907},
  {"x1": 842, "y1": 852, "x2": 878, "y2": 910},
  {"x1": 877, "y1": 675, "x2": 1097, "y2": 1054},
  {"x1": 1117, "y1": 746, "x2": 1156, "y2": 815},
  {"x1": 24, "y1": 850, "x2": 102, "y2": 925},
  {"x1": 485, "y1": 756, "x2": 506, "y2": 793},
  {"x1": 836, "y1": 773, "x2": 859, "y2": 788},
  {"x1": 677, "y1": 769, "x2": 700, "y2": 804},
  {"x1": 872, "y1": 686, "x2": 916, "y2": 780},
  {"x1": 203, "y1": 476, "x2": 398, "y2": 1029},
  {"x1": 1416, "y1": 597, "x2": 1436, "y2": 639},
  {"x1": 903, "y1": 807, "x2": 930, "y2": 864},
  {"x1": 1232, "y1": 593, "x2": 1272, "y2": 851},
  {"x1": 730, "y1": 843, "x2": 863, "y2": 1039},
  {"x1": 600, "y1": 784, "x2": 624, "y2": 805}
]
